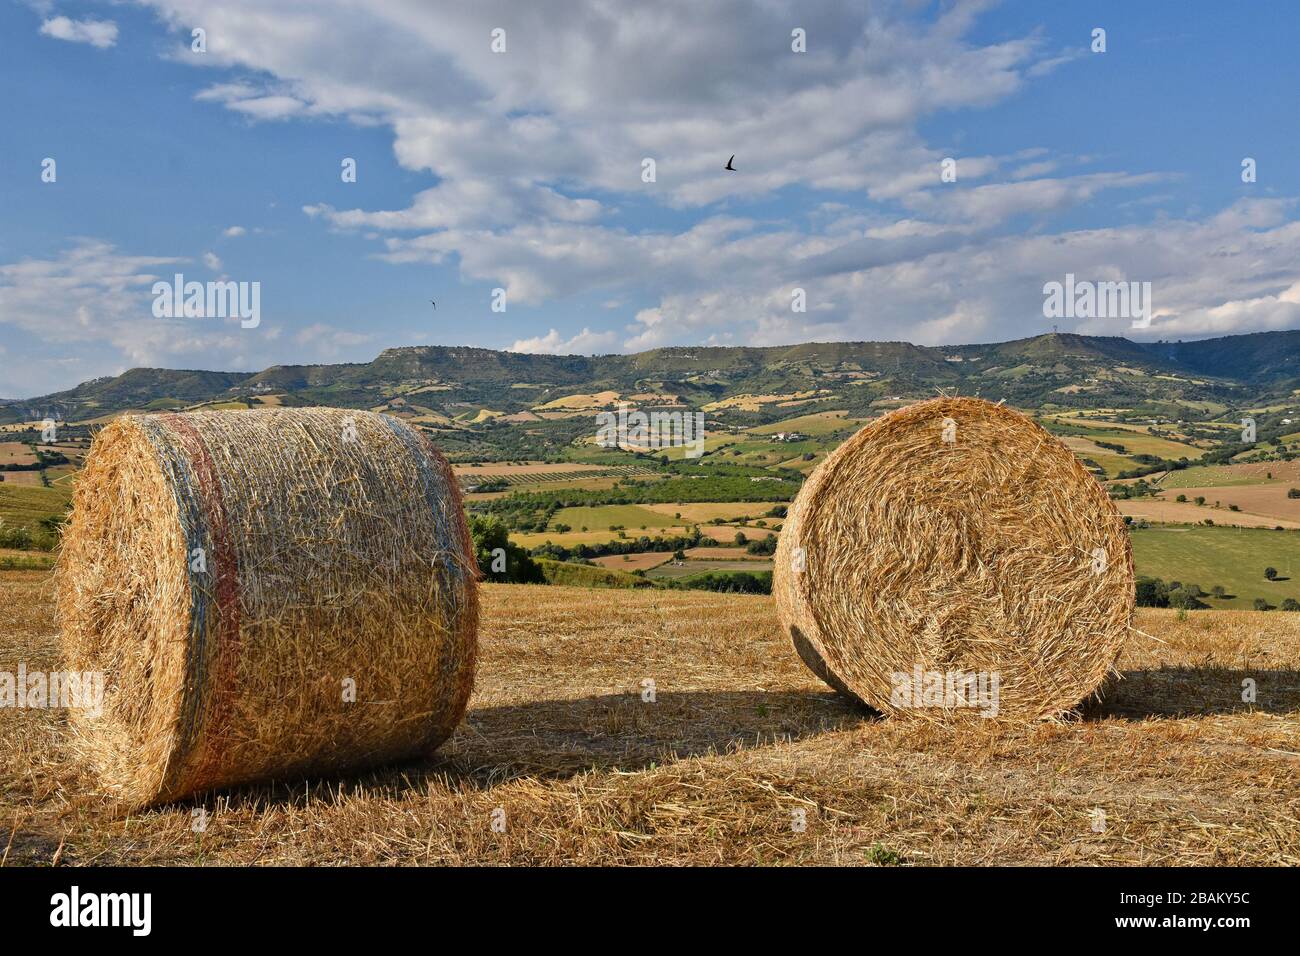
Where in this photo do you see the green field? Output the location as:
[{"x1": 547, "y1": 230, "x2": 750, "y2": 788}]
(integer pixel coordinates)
[
  {"x1": 647, "y1": 558, "x2": 774, "y2": 580},
  {"x1": 549, "y1": 504, "x2": 680, "y2": 531},
  {"x1": 1154, "y1": 463, "x2": 1287, "y2": 489},
  {"x1": 748, "y1": 409, "x2": 866, "y2": 437},
  {"x1": 0, "y1": 483, "x2": 72, "y2": 529},
  {"x1": 1130, "y1": 524, "x2": 1300, "y2": 609},
  {"x1": 537, "y1": 559, "x2": 653, "y2": 589},
  {"x1": 457, "y1": 464, "x2": 655, "y2": 487}
]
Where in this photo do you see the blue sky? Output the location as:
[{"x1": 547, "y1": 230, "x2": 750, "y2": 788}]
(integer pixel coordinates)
[{"x1": 2, "y1": 0, "x2": 1299, "y2": 397}]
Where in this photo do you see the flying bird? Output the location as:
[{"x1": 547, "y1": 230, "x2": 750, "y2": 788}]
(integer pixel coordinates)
[
  {"x1": 430, "y1": 300, "x2": 436, "y2": 310},
  {"x1": 724, "y1": 155, "x2": 736, "y2": 171}
]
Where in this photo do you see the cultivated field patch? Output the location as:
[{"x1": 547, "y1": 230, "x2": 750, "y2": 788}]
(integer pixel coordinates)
[{"x1": 1129, "y1": 525, "x2": 1300, "y2": 608}]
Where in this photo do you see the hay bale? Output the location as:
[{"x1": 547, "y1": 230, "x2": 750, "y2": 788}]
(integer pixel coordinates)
[
  {"x1": 773, "y1": 397, "x2": 1133, "y2": 719},
  {"x1": 57, "y1": 408, "x2": 478, "y2": 805}
]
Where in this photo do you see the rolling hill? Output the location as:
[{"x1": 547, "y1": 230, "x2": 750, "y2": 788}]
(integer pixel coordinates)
[{"x1": 6, "y1": 331, "x2": 1300, "y2": 464}]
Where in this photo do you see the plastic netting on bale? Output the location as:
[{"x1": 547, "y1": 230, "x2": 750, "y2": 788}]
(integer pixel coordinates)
[
  {"x1": 774, "y1": 397, "x2": 1134, "y2": 720},
  {"x1": 57, "y1": 408, "x2": 478, "y2": 806}
]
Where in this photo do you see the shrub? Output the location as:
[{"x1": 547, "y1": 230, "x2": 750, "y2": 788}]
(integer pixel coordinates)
[{"x1": 468, "y1": 515, "x2": 544, "y2": 584}]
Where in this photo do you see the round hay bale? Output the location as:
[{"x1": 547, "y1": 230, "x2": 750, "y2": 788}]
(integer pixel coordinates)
[
  {"x1": 57, "y1": 407, "x2": 478, "y2": 806},
  {"x1": 773, "y1": 397, "x2": 1133, "y2": 720}
]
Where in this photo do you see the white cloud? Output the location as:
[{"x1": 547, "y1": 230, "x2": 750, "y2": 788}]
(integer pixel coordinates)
[
  {"x1": 202, "y1": 251, "x2": 222, "y2": 270},
  {"x1": 510, "y1": 327, "x2": 619, "y2": 355},
  {"x1": 39, "y1": 15, "x2": 118, "y2": 48},
  {"x1": 92, "y1": 1, "x2": 1300, "y2": 355},
  {"x1": 0, "y1": 242, "x2": 374, "y2": 395},
  {"x1": 294, "y1": 322, "x2": 373, "y2": 357},
  {"x1": 222, "y1": 225, "x2": 247, "y2": 237}
]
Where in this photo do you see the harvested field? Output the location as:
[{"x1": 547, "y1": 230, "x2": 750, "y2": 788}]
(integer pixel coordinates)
[
  {"x1": 589, "y1": 552, "x2": 674, "y2": 572},
  {"x1": 698, "y1": 524, "x2": 777, "y2": 544},
  {"x1": 1118, "y1": 499, "x2": 1300, "y2": 529},
  {"x1": 0, "y1": 442, "x2": 37, "y2": 466},
  {"x1": 2, "y1": 573, "x2": 1298, "y2": 865},
  {"x1": 642, "y1": 502, "x2": 784, "y2": 522},
  {"x1": 1157, "y1": 484, "x2": 1300, "y2": 524},
  {"x1": 0, "y1": 472, "x2": 47, "y2": 487}
]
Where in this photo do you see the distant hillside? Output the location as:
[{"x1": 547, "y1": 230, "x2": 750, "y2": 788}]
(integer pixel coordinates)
[
  {"x1": 6, "y1": 331, "x2": 1300, "y2": 458},
  {"x1": 1139, "y1": 330, "x2": 1300, "y2": 384}
]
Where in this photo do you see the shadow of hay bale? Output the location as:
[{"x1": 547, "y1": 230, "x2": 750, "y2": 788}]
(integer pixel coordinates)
[
  {"x1": 446, "y1": 690, "x2": 875, "y2": 787},
  {"x1": 1088, "y1": 667, "x2": 1300, "y2": 719},
  {"x1": 143, "y1": 689, "x2": 874, "y2": 810}
]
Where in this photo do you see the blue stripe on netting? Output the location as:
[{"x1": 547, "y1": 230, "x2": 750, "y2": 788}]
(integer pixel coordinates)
[
  {"x1": 381, "y1": 416, "x2": 462, "y2": 573},
  {"x1": 136, "y1": 417, "x2": 212, "y2": 760}
]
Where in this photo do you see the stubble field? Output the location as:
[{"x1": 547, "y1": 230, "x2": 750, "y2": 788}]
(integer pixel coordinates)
[{"x1": 2, "y1": 574, "x2": 1298, "y2": 866}]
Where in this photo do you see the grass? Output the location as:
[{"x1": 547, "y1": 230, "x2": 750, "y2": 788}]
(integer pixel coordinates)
[
  {"x1": 0, "y1": 483, "x2": 72, "y2": 530},
  {"x1": 3, "y1": 572, "x2": 1298, "y2": 865},
  {"x1": 641, "y1": 502, "x2": 783, "y2": 522},
  {"x1": 537, "y1": 558, "x2": 654, "y2": 589},
  {"x1": 748, "y1": 410, "x2": 865, "y2": 437},
  {"x1": 0, "y1": 548, "x2": 55, "y2": 571},
  {"x1": 1157, "y1": 460, "x2": 1300, "y2": 489},
  {"x1": 549, "y1": 504, "x2": 679, "y2": 531},
  {"x1": 1129, "y1": 524, "x2": 1300, "y2": 608},
  {"x1": 647, "y1": 559, "x2": 775, "y2": 580}
]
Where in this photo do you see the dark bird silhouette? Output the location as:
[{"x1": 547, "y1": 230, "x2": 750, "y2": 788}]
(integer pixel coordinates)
[
  {"x1": 430, "y1": 299, "x2": 436, "y2": 310},
  {"x1": 724, "y1": 155, "x2": 736, "y2": 171}
]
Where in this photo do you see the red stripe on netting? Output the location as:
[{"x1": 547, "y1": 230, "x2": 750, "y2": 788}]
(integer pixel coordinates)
[{"x1": 161, "y1": 414, "x2": 242, "y2": 781}]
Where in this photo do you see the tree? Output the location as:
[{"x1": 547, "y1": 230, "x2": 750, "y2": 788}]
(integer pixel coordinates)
[
  {"x1": 1175, "y1": 494, "x2": 1187, "y2": 503},
  {"x1": 1265, "y1": 567, "x2": 1278, "y2": 581},
  {"x1": 734, "y1": 531, "x2": 748, "y2": 546},
  {"x1": 1167, "y1": 587, "x2": 1207, "y2": 610},
  {"x1": 1135, "y1": 577, "x2": 1169, "y2": 608},
  {"x1": 468, "y1": 515, "x2": 544, "y2": 584},
  {"x1": 1282, "y1": 598, "x2": 1300, "y2": 612},
  {"x1": 1253, "y1": 598, "x2": 1271, "y2": 611}
]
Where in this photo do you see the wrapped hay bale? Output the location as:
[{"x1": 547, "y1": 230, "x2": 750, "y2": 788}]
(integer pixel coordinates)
[
  {"x1": 57, "y1": 407, "x2": 478, "y2": 805},
  {"x1": 774, "y1": 397, "x2": 1133, "y2": 720}
]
